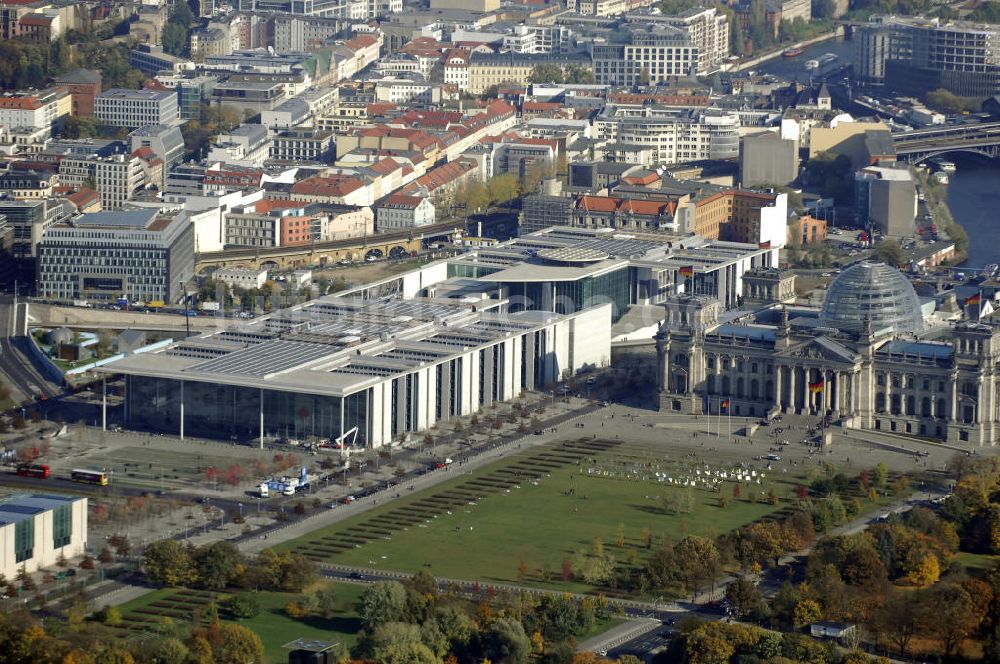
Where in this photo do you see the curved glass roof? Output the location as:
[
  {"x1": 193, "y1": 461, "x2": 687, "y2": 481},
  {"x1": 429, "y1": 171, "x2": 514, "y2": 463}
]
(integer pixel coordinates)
[{"x1": 820, "y1": 262, "x2": 924, "y2": 334}]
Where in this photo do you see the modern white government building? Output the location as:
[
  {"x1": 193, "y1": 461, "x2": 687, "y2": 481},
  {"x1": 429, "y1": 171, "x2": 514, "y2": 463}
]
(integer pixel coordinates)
[
  {"x1": 0, "y1": 494, "x2": 88, "y2": 579},
  {"x1": 100, "y1": 227, "x2": 777, "y2": 447}
]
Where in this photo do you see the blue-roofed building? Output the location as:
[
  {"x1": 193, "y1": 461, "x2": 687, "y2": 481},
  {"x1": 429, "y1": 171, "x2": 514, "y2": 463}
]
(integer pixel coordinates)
[
  {"x1": 656, "y1": 261, "x2": 1000, "y2": 446},
  {"x1": 0, "y1": 494, "x2": 87, "y2": 579}
]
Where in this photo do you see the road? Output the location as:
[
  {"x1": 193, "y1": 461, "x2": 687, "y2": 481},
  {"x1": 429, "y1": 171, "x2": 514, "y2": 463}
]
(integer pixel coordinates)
[{"x1": 0, "y1": 295, "x2": 61, "y2": 404}]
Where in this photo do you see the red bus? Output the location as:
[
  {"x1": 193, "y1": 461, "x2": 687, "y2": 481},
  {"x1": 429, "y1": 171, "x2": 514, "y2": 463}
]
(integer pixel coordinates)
[{"x1": 15, "y1": 464, "x2": 51, "y2": 479}]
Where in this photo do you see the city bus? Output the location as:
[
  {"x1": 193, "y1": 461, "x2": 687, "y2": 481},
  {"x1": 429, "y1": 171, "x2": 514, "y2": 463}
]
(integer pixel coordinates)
[
  {"x1": 15, "y1": 463, "x2": 50, "y2": 479},
  {"x1": 70, "y1": 469, "x2": 109, "y2": 485}
]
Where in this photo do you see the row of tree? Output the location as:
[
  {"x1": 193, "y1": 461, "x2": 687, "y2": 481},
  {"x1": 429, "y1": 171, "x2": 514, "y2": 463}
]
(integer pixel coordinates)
[
  {"x1": 350, "y1": 572, "x2": 619, "y2": 664},
  {"x1": 0, "y1": 603, "x2": 266, "y2": 664},
  {"x1": 143, "y1": 540, "x2": 317, "y2": 592}
]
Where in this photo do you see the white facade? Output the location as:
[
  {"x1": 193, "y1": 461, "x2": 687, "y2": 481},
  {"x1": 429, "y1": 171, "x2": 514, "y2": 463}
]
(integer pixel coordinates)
[
  {"x1": 0, "y1": 494, "x2": 87, "y2": 580},
  {"x1": 95, "y1": 89, "x2": 180, "y2": 129},
  {"x1": 0, "y1": 88, "x2": 67, "y2": 135},
  {"x1": 377, "y1": 196, "x2": 435, "y2": 230},
  {"x1": 596, "y1": 108, "x2": 741, "y2": 165},
  {"x1": 215, "y1": 267, "x2": 268, "y2": 289}
]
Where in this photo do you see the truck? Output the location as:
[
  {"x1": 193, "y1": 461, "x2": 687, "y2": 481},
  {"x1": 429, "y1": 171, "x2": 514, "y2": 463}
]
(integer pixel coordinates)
[
  {"x1": 72, "y1": 300, "x2": 91, "y2": 308},
  {"x1": 199, "y1": 301, "x2": 221, "y2": 312},
  {"x1": 258, "y1": 466, "x2": 309, "y2": 497}
]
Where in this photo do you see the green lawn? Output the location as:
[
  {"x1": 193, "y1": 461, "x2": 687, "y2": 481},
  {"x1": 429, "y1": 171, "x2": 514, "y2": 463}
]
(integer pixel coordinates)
[
  {"x1": 955, "y1": 551, "x2": 999, "y2": 574},
  {"x1": 112, "y1": 583, "x2": 364, "y2": 664},
  {"x1": 279, "y1": 439, "x2": 808, "y2": 594}
]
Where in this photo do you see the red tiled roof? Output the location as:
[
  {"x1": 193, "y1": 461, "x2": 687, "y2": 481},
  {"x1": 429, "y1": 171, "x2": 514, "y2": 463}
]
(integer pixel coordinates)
[
  {"x1": 255, "y1": 199, "x2": 299, "y2": 213},
  {"x1": 345, "y1": 34, "x2": 378, "y2": 50},
  {"x1": 622, "y1": 171, "x2": 661, "y2": 186},
  {"x1": 368, "y1": 157, "x2": 401, "y2": 175},
  {"x1": 291, "y1": 174, "x2": 363, "y2": 198},
  {"x1": 523, "y1": 102, "x2": 562, "y2": 111},
  {"x1": 403, "y1": 158, "x2": 477, "y2": 193},
  {"x1": 576, "y1": 196, "x2": 676, "y2": 217},
  {"x1": 381, "y1": 193, "x2": 424, "y2": 209}
]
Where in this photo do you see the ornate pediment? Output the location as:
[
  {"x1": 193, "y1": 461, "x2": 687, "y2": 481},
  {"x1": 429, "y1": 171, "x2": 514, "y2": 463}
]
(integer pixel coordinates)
[{"x1": 780, "y1": 336, "x2": 860, "y2": 364}]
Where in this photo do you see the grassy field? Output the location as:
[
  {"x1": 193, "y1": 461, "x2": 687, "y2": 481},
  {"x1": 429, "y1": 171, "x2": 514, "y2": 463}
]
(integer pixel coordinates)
[
  {"x1": 955, "y1": 551, "x2": 999, "y2": 574},
  {"x1": 279, "y1": 438, "x2": 810, "y2": 593},
  {"x1": 112, "y1": 582, "x2": 365, "y2": 664}
]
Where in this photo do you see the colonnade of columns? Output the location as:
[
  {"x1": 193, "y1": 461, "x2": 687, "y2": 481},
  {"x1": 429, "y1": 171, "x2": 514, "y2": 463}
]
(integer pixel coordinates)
[{"x1": 779, "y1": 365, "x2": 857, "y2": 416}]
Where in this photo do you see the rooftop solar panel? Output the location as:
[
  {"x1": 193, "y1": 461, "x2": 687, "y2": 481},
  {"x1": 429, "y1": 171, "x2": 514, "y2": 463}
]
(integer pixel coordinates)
[{"x1": 190, "y1": 340, "x2": 334, "y2": 377}]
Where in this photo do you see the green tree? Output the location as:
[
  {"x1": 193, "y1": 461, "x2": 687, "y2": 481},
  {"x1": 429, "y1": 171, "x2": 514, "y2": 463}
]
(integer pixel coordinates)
[
  {"x1": 143, "y1": 540, "x2": 196, "y2": 587},
  {"x1": 214, "y1": 623, "x2": 265, "y2": 664},
  {"x1": 481, "y1": 617, "x2": 531, "y2": 664},
  {"x1": 194, "y1": 541, "x2": 244, "y2": 590},
  {"x1": 361, "y1": 580, "x2": 408, "y2": 631},
  {"x1": 874, "y1": 239, "x2": 907, "y2": 268},
  {"x1": 314, "y1": 586, "x2": 338, "y2": 619},
  {"x1": 150, "y1": 638, "x2": 189, "y2": 664},
  {"x1": 725, "y1": 576, "x2": 763, "y2": 617},
  {"x1": 529, "y1": 63, "x2": 565, "y2": 84},
  {"x1": 564, "y1": 64, "x2": 595, "y2": 84},
  {"x1": 161, "y1": 23, "x2": 188, "y2": 57},
  {"x1": 487, "y1": 173, "x2": 519, "y2": 205},
  {"x1": 222, "y1": 595, "x2": 260, "y2": 619}
]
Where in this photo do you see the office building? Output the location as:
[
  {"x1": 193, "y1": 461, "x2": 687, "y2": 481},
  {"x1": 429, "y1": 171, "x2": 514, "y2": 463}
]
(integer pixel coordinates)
[
  {"x1": 270, "y1": 129, "x2": 335, "y2": 163},
  {"x1": 95, "y1": 89, "x2": 180, "y2": 129},
  {"x1": 37, "y1": 209, "x2": 195, "y2": 303},
  {"x1": 0, "y1": 494, "x2": 87, "y2": 580},
  {"x1": 740, "y1": 131, "x2": 798, "y2": 187},
  {"x1": 130, "y1": 44, "x2": 193, "y2": 76},
  {"x1": 855, "y1": 166, "x2": 917, "y2": 238},
  {"x1": 129, "y1": 124, "x2": 186, "y2": 171},
  {"x1": 855, "y1": 17, "x2": 1000, "y2": 97},
  {"x1": 58, "y1": 154, "x2": 147, "y2": 210},
  {"x1": 593, "y1": 27, "x2": 700, "y2": 86}
]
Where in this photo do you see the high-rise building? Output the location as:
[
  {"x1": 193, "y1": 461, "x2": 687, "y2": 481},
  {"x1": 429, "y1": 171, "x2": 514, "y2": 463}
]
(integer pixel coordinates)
[{"x1": 855, "y1": 17, "x2": 1000, "y2": 97}]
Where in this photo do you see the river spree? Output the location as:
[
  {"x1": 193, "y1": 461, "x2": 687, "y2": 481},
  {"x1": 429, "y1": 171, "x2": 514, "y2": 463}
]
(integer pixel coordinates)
[
  {"x1": 752, "y1": 36, "x2": 855, "y2": 80},
  {"x1": 947, "y1": 157, "x2": 1000, "y2": 270}
]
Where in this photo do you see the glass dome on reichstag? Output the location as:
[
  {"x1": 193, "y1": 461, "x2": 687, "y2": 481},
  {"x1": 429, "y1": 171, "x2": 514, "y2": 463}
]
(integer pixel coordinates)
[{"x1": 819, "y1": 261, "x2": 924, "y2": 334}]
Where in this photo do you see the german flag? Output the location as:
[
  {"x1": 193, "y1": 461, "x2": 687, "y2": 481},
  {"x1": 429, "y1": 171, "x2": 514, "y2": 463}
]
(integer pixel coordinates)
[
  {"x1": 679, "y1": 266, "x2": 694, "y2": 278},
  {"x1": 965, "y1": 293, "x2": 982, "y2": 307},
  {"x1": 808, "y1": 380, "x2": 824, "y2": 394},
  {"x1": 721, "y1": 399, "x2": 730, "y2": 408}
]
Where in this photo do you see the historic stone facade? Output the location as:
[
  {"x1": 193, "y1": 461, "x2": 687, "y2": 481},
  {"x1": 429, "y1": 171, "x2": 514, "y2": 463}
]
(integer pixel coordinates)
[{"x1": 656, "y1": 301, "x2": 1000, "y2": 447}]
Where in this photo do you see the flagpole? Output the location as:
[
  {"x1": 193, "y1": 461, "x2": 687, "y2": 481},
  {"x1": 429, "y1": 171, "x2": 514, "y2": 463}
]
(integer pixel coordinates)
[{"x1": 728, "y1": 406, "x2": 731, "y2": 441}]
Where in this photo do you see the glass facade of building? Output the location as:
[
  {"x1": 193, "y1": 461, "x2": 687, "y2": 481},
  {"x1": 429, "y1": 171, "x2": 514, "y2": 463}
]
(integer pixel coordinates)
[
  {"x1": 126, "y1": 375, "x2": 370, "y2": 444},
  {"x1": 502, "y1": 267, "x2": 630, "y2": 322},
  {"x1": 14, "y1": 518, "x2": 33, "y2": 563},
  {"x1": 52, "y1": 504, "x2": 71, "y2": 548}
]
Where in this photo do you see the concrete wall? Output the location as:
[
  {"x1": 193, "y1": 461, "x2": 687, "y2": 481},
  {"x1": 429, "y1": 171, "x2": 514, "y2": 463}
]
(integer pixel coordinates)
[{"x1": 740, "y1": 132, "x2": 798, "y2": 187}]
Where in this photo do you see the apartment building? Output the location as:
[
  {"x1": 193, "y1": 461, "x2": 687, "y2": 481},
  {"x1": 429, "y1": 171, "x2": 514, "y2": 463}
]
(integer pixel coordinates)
[
  {"x1": 596, "y1": 106, "x2": 740, "y2": 165},
  {"x1": 502, "y1": 24, "x2": 572, "y2": 54},
  {"x1": 53, "y1": 69, "x2": 102, "y2": 118},
  {"x1": 95, "y1": 89, "x2": 180, "y2": 129},
  {"x1": 467, "y1": 53, "x2": 591, "y2": 95},
  {"x1": 37, "y1": 209, "x2": 195, "y2": 303},
  {"x1": 593, "y1": 27, "x2": 701, "y2": 85},
  {"x1": 129, "y1": 44, "x2": 193, "y2": 76},
  {"x1": 376, "y1": 194, "x2": 435, "y2": 230},
  {"x1": 646, "y1": 7, "x2": 729, "y2": 75},
  {"x1": 0, "y1": 88, "x2": 70, "y2": 135}
]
